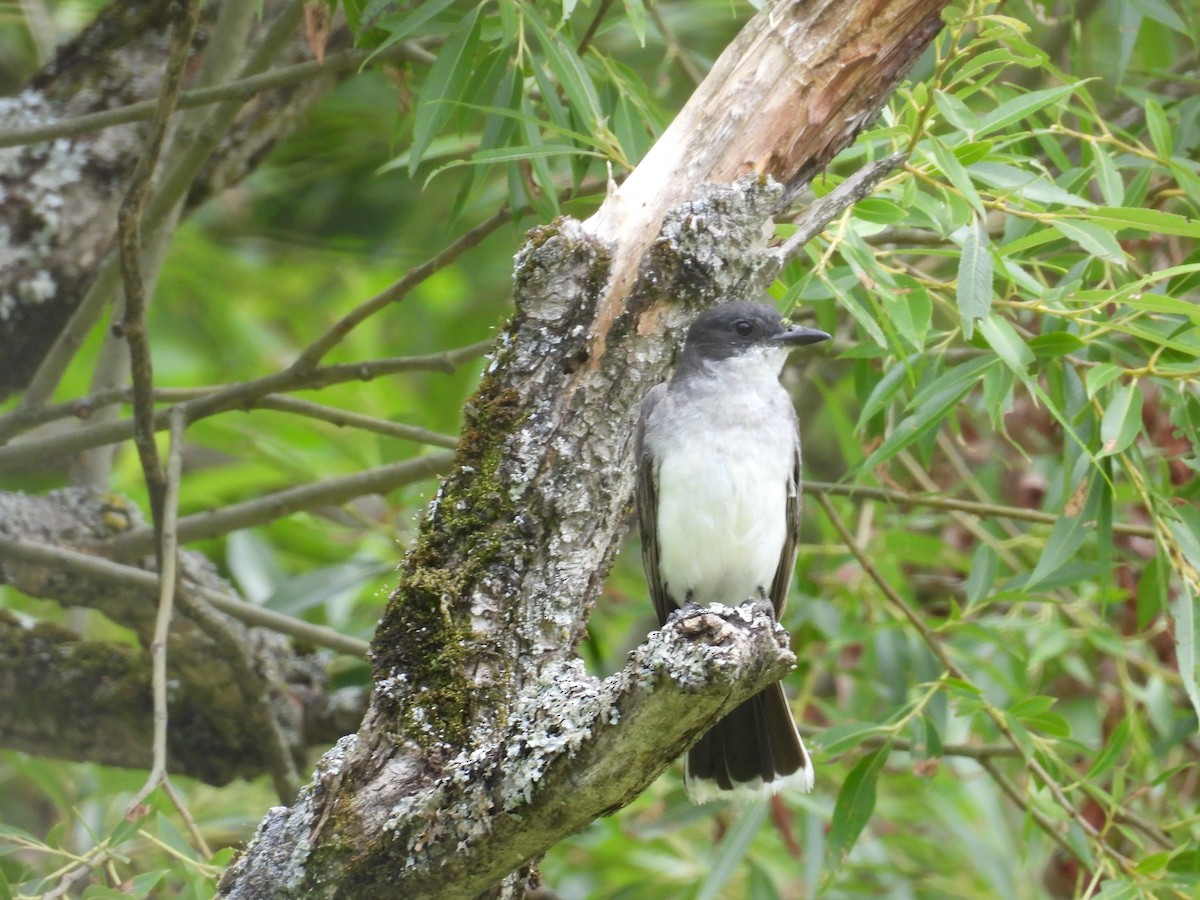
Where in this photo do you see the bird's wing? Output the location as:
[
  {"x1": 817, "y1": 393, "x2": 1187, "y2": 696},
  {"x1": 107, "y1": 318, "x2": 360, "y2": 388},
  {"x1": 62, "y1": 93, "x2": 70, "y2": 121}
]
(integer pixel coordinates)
[
  {"x1": 636, "y1": 383, "x2": 674, "y2": 624},
  {"x1": 769, "y1": 439, "x2": 802, "y2": 616}
]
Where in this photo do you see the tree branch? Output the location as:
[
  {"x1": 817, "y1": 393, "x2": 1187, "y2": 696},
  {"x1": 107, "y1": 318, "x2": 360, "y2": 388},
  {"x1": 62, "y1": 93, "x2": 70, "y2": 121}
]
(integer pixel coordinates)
[
  {"x1": 116, "y1": 0, "x2": 200, "y2": 529},
  {"x1": 0, "y1": 344, "x2": 489, "y2": 469},
  {"x1": 0, "y1": 41, "x2": 431, "y2": 151},
  {"x1": 221, "y1": 602, "x2": 795, "y2": 899},
  {"x1": 96, "y1": 452, "x2": 455, "y2": 561},
  {"x1": 0, "y1": 533, "x2": 369, "y2": 658},
  {"x1": 220, "y1": 0, "x2": 953, "y2": 893}
]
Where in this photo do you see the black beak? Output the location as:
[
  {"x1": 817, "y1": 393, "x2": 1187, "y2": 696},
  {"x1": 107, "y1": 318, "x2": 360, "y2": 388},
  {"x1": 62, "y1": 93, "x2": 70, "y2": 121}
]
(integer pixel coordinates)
[{"x1": 774, "y1": 324, "x2": 831, "y2": 346}]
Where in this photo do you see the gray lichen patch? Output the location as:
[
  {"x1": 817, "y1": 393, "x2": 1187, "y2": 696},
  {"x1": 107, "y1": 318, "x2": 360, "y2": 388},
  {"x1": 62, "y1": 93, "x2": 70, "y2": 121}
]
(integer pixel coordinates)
[{"x1": 636, "y1": 175, "x2": 785, "y2": 311}]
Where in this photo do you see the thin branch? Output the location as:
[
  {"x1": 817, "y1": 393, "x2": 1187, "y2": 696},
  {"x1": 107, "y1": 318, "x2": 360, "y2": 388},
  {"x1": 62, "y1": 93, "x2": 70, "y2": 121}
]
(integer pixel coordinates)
[
  {"x1": 776, "y1": 152, "x2": 908, "y2": 262},
  {"x1": 0, "y1": 535, "x2": 369, "y2": 658},
  {"x1": 646, "y1": 0, "x2": 705, "y2": 87},
  {"x1": 18, "y1": 1, "x2": 307, "y2": 415},
  {"x1": 252, "y1": 396, "x2": 458, "y2": 449},
  {"x1": 161, "y1": 778, "x2": 213, "y2": 860},
  {"x1": 802, "y1": 479, "x2": 1156, "y2": 539},
  {"x1": 125, "y1": 409, "x2": 188, "y2": 817},
  {"x1": 0, "y1": 42, "x2": 432, "y2": 151},
  {"x1": 976, "y1": 755, "x2": 1078, "y2": 859},
  {"x1": 814, "y1": 491, "x2": 1135, "y2": 874},
  {"x1": 576, "y1": 0, "x2": 616, "y2": 57},
  {"x1": 807, "y1": 727, "x2": 1021, "y2": 760},
  {"x1": 0, "y1": 344, "x2": 489, "y2": 470},
  {"x1": 171, "y1": 576, "x2": 304, "y2": 801},
  {"x1": 116, "y1": 0, "x2": 201, "y2": 531},
  {"x1": 97, "y1": 452, "x2": 455, "y2": 561},
  {"x1": 292, "y1": 211, "x2": 515, "y2": 370}
]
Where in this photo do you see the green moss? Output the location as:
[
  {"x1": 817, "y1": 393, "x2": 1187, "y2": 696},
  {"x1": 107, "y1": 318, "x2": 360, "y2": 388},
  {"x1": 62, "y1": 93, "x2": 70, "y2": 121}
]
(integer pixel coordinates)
[{"x1": 370, "y1": 366, "x2": 527, "y2": 747}]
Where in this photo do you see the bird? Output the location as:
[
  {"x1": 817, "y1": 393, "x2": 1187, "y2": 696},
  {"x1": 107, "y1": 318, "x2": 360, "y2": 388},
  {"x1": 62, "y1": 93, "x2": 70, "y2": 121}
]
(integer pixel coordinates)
[{"x1": 635, "y1": 300, "x2": 830, "y2": 802}]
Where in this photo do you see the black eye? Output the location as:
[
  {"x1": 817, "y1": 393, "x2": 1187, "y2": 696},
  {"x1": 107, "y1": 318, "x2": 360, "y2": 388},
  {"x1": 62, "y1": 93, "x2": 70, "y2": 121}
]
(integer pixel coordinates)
[{"x1": 734, "y1": 320, "x2": 753, "y2": 337}]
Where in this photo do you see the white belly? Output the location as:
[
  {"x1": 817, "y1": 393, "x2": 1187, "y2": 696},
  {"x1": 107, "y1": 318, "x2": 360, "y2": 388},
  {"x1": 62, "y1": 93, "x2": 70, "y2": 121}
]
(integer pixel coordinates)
[{"x1": 652, "y1": 404, "x2": 793, "y2": 607}]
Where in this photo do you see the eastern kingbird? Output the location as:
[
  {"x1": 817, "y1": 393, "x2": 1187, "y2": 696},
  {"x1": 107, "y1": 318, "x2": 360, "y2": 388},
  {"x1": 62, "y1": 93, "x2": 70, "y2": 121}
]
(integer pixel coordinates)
[{"x1": 636, "y1": 301, "x2": 830, "y2": 803}]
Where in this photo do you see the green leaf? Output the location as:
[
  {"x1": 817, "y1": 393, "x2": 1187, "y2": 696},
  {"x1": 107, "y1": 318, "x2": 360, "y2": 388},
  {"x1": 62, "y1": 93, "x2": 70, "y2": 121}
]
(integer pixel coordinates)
[
  {"x1": 1169, "y1": 577, "x2": 1200, "y2": 725},
  {"x1": 524, "y1": 6, "x2": 603, "y2": 128},
  {"x1": 859, "y1": 357, "x2": 999, "y2": 472},
  {"x1": 969, "y1": 163, "x2": 1093, "y2": 208},
  {"x1": 882, "y1": 285, "x2": 931, "y2": 347},
  {"x1": 1085, "y1": 718, "x2": 1130, "y2": 781},
  {"x1": 622, "y1": 0, "x2": 648, "y2": 44},
  {"x1": 918, "y1": 714, "x2": 942, "y2": 760},
  {"x1": 1082, "y1": 206, "x2": 1200, "y2": 238},
  {"x1": 933, "y1": 90, "x2": 979, "y2": 131},
  {"x1": 1085, "y1": 363, "x2": 1125, "y2": 399},
  {"x1": 965, "y1": 543, "x2": 998, "y2": 608},
  {"x1": 263, "y1": 557, "x2": 390, "y2": 616},
  {"x1": 1168, "y1": 159, "x2": 1200, "y2": 204},
  {"x1": 956, "y1": 216, "x2": 993, "y2": 338},
  {"x1": 1050, "y1": 218, "x2": 1128, "y2": 265},
  {"x1": 977, "y1": 315, "x2": 1034, "y2": 382},
  {"x1": 422, "y1": 142, "x2": 606, "y2": 185},
  {"x1": 696, "y1": 803, "x2": 767, "y2": 900},
  {"x1": 1027, "y1": 332, "x2": 1083, "y2": 359},
  {"x1": 929, "y1": 137, "x2": 985, "y2": 214},
  {"x1": 974, "y1": 82, "x2": 1082, "y2": 137},
  {"x1": 1132, "y1": 0, "x2": 1191, "y2": 32},
  {"x1": 826, "y1": 744, "x2": 890, "y2": 864},
  {"x1": 858, "y1": 354, "x2": 920, "y2": 425},
  {"x1": 1025, "y1": 474, "x2": 1102, "y2": 591},
  {"x1": 1166, "y1": 512, "x2": 1200, "y2": 722},
  {"x1": 408, "y1": 6, "x2": 483, "y2": 174},
  {"x1": 1138, "y1": 551, "x2": 1168, "y2": 630},
  {"x1": 1097, "y1": 382, "x2": 1143, "y2": 457},
  {"x1": 1089, "y1": 143, "x2": 1125, "y2": 206},
  {"x1": 368, "y1": 0, "x2": 459, "y2": 64},
  {"x1": 818, "y1": 721, "x2": 890, "y2": 755},
  {"x1": 1145, "y1": 98, "x2": 1173, "y2": 158}
]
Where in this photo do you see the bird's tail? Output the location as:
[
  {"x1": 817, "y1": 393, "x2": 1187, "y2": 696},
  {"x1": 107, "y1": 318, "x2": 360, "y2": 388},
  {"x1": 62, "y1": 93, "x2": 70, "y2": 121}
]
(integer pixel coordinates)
[{"x1": 684, "y1": 681, "x2": 813, "y2": 804}]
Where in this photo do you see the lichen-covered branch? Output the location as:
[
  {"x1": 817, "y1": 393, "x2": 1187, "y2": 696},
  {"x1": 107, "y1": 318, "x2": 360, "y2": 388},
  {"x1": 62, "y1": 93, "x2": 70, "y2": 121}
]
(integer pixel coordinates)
[
  {"x1": 0, "y1": 0, "x2": 356, "y2": 400},
  {"x1": 0, "y1": 488, "x2": 365, "y2": 790},
  {"x1": 221, "y1": 603, "x2": 795, "y2": 899},
  {"x1": 0, "y1": 609, "x2": 366, "y2": 782}
]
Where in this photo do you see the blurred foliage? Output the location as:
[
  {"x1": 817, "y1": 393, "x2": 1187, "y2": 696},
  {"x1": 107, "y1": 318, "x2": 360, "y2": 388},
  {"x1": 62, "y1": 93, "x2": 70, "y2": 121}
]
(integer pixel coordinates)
[{"x1": 2, "y1": 0, "x2": 1199, "y2": 897}]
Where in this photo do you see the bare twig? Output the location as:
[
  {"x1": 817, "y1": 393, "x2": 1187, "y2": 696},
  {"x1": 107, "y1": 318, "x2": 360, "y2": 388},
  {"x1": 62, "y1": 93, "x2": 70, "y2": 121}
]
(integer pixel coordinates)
[
  {"x1": 292, "y1": 212, "x2": 516, "y2": 370},
  {"x1": 0, "y1": 344, "x2": 489, "y2": 470},
  {"x1": 647, "y1": 0, "x2": 705, "y2": 87},
  {"x1": 98, "y1": 452, "x2": 455, "y2": 561},
  {"x1": 252, "y1": 396, "x2": 458, "y2": 449},
  {"x1": 802, "y1": 479, "x2": 1155, "y2": 539},
  {"x1": 172, "y1": 579, "x2": 303, "y2": 801},
  {"x1": 976, "y1": 755, "x2": 1078, "y2": 859},
  {"x1": 776, "y1": 152, "x2": 908, "y2": 262},
  {"x1": 577, "y1": 0, "x2": 617, "y2": 56},
  {"x1": 0, "y1": 42, "x2": 432, "y2": 151},
  {"x1": 18, "y1": 1, "x2": 307, "y2": 415},
  {"x1": 0, "y1": 535, "x2": 370, "y2": 658},
  {"x1": 162, "y1": 778, "x2": 213, "y2": 860},
  {"x1": 814, "y1": 491, "x2": 1135, "y2": 875},
  {"x1": 125, "y1": 409, "x2": 188, "y2": 817},
  {"x1": 116, "y1": 0, "x2": 201, "y2": 530}
]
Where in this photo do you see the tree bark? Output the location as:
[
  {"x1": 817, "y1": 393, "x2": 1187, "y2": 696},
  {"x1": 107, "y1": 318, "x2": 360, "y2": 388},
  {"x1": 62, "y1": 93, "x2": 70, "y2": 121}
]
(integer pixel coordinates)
[
  {"x1": 0, "y1": 0, "x2": 345, "y2": 400},
  {"x1": 219, "y1": 0, "x2": 949, "y2": 896},
  {"x1": 0, "y1": 488, "x2": 364, "y2": 794}
]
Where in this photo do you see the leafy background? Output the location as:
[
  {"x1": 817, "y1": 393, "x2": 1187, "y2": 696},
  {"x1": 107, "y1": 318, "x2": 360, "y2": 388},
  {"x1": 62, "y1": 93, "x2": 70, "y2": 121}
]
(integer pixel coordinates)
[{"x1": 1, "y1": 0, "x2": 1198, "y2": 896}]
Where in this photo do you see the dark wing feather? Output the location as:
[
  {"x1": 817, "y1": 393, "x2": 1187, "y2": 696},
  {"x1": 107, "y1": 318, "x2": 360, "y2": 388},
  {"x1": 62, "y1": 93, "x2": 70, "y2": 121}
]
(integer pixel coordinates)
[
  {"x1": 636, "y1": 383, "x2": 675, "y2": 624},
  {"x1": 768, "y1": 440, "x2": 802, "y2": 616}
]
